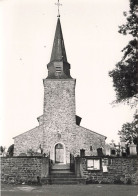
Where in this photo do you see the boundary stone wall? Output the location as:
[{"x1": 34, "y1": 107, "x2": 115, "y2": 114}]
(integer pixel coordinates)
[
  {"x1": 1, "y1": 157, "x2": 49, "y2": 184},
  {"x1": 1, "y1": 156, "x2": 138, "y2": 185},
  {"x1": 75, "y1": 156, "x2": 138, "y2": 185}
]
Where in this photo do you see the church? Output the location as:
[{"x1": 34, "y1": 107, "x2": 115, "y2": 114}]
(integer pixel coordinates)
[{"x1": 13, "y1": 15, "x2": 106, "y2": 165}]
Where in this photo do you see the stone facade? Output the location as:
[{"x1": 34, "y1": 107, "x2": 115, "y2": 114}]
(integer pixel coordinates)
[
  {"x1": 13, "y1": 18, "x2": 107, "y2": 164},
  {"x1": 13, "y1": 78, "x2": 106, "y2": 162},
  {"x1": 75, "y1": 125, "x2": 106, "y2": 156},
  {"x1": 14, "y1": 125, "x2": 44, "y2": 156}
]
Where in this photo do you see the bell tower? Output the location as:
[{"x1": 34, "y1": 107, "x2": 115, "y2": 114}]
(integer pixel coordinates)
[{"x1": 43, "y1": 16, "x2": 76, "y2": 163}]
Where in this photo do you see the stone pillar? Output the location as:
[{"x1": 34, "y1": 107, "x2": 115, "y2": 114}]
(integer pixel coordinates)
[
  {"x1": 120, "y1": 139, "x2": 127, "y2": 156},
  {"x1": 105, "y1": 146, "x2": 111, "y2": 156},
  {"x1": 129, "y1": 143, "x2": 137, "y2": 156},
  {"x1": 120, "y1": 141, "x2": 126, "y2": 148},
  {"x1": 41, "y1": 157, "x2": 49, "y2": 178},
  {"x1": 75, "y1": 157, "x2": 81, "y2": 177}
]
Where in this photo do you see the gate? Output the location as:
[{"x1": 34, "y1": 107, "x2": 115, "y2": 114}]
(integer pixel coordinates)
[{"x1": 70, "y1": 153, "x2": 75, "y2": 172}]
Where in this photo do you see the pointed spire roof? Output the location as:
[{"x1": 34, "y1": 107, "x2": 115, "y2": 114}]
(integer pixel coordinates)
[
  {"x1": 50, "y1": 18, "x2": 67, "y2": 63},
  {"x1": 47, "y1": 17, "x2": 72, "y2": 79}
]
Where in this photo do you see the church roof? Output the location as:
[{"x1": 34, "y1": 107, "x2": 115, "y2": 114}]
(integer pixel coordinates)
[
  {"x1": 50, "y1": 18, "x2": 67, "y2": 63},
  {"x1": 47, "y1": 17, "x2": 72, "y2": 79}
]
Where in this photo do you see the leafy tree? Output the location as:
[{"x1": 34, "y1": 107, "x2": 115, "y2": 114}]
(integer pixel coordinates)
[
  {"x1": 109, "y1": 0, "x2": 138, "y2": 153},
  {"x1": 118, "y1": 113, "x2": 138, "y2": 152},
  {"x1": 0, "y1": 146, "x2": 4, "y2": 153},
  {"x1": 109, "y1": 0, "x2": 138, "y2": 105},
  {"x1": 0, "y1": 146, "x2": 6, "y2": 156},
  {"x1": 7, "y1": 144, "x2": 14, "y2": 157}
]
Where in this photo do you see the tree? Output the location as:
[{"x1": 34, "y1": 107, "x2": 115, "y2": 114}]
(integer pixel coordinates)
[
  {"x1": 7, "y1": 144, "x2": 14, "y2": 157},
  {"x1": 0, "y1": 146, "x2": 4, "y2": 153},
  {"x1": 0, "y1": 146, "x2": 6, "y2": 156},
  {"x1": 109, "y1": 0, "x2": 138, "y2": 153},
  {"x1": 118, "y1": 113, "x2": 138, "y2": 152},
  {"x1": 109, "y1": 0, "x2": 138, "y2": 106}
]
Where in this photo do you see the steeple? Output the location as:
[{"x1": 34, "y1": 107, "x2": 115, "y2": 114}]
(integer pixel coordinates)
[
  {"x1": 47, "y1": 18, "x2": 72, "y2": 79},
  {"x1": 50, "y1": 18, "x2": 67, "y2": 63}
]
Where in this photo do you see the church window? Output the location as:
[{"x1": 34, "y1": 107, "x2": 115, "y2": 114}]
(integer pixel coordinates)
[
  {"x1": 90, "y1": 146, "x2": 93, "y2": 151},
  {"x1": 55, "y1": 143, "x2": 63, "y2": 149}
]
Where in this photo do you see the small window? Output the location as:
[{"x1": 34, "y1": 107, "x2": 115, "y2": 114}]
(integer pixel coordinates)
[
  {"x1": 87, "y1": 159, "x2": 101, "y2": 170},
  {"x1": 90, "y1": 146, "x2": 93, "y2": 151}
]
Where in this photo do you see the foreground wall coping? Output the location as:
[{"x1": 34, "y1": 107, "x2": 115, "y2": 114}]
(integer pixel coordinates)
[
  {"x1": 1, "y1": 155, "x2": 138, "y2": 159},
  {"x1": 1, "y1": 156, "x2": 48, "y2": 159},
  {"x1": 76, "y1": 156, "x2": 138, "y2": 159}
]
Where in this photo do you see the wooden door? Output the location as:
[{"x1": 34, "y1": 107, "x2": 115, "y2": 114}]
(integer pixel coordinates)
[{"x1": 55, "y1": 143, "x2": 64, "y2": 163}]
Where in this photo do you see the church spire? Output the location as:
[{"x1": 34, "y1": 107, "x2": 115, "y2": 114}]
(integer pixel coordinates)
[
  {"x1": 47, "y1": 17, "x2": 72, "y2": 79},
  {"x1": 50, "y1": 18, "x2": 67, "y2": 63}
]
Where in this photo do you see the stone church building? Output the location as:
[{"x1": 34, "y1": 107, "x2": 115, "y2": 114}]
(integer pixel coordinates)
[{"x1": 13, "y1": 17, "x2": 106, "y2": 165}]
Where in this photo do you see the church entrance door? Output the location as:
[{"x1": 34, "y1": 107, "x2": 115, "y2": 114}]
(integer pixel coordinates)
[{"x1": 55, "y1": 143, "x2": 64, "y2": 163}]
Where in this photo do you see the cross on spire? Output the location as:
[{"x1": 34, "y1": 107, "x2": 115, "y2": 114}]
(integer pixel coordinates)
[{"x1": 55, "y1": 0, "x2": 62, "y2": 18}]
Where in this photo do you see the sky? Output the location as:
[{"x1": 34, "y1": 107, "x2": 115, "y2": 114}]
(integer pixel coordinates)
[{"x1": 0, "y1": 0, "x2": 135, "y2": 149}]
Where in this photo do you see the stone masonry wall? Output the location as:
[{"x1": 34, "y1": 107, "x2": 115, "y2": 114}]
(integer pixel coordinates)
[
  {"x1": 13, "y1": 78, "x2": 106, "y2": 163},
  {"x1": 14, "y1": 125, "x2": 44, "y2": 156},
  {"x1": 77, "y1": 157, "x2": 138, "y2": 185},
  {"x1": 75, "y1": 125, "x2": 106, "y2": 156},
  {"x1": 43, "y1": 79, "x2": 76, "y2": 127},
  {"x1": 43, "y1": 79, "x2": 77, "y2": 163},
  {"x1": 1, "y1": 157, "x2": 49, "y2": 184}
]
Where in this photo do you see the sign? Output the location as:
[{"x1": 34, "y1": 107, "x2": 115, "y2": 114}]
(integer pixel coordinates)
[{"x1": 87, "y1": 159, "x2": 100, "y2": 170}]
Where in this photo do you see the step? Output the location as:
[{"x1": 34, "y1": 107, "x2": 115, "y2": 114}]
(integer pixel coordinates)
[
  {"x1": 51, "y1": 163, "x2": 70, "y2": 170},
  {"x1": 49, "y1": 178, "x2": 82, "y2": 181},
  {"x1": 50, "y1": 174, "x2": 76, "y2": 178},
  {"x1": 41, "y1": 177, "x2": 85, "y2": 185},
  {"x1": 50, "y1": 181, "x2": 79, "y2": 185},
  {"x1": 50, "y1": 169, "x2": 74, "y2": 174}
]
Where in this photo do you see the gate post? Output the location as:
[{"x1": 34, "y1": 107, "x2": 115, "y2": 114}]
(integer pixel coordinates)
[
  {"x1": 41, "y1": 157, "x2": 49, "y2": 178},
  {"x1": 75, "y1": 157, "x2": 81, "y2": 177}
]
